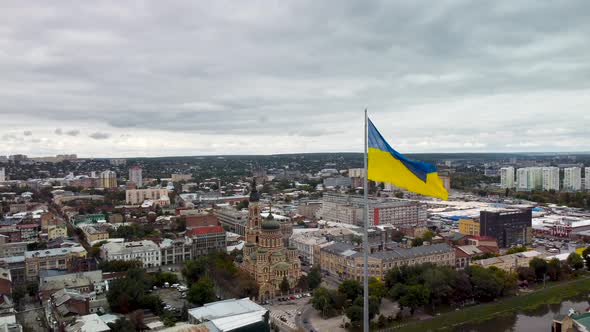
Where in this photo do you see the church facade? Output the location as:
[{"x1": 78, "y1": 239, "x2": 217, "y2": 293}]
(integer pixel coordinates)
[{"x1": 241, "y1": 182, "x2": 301, "y2": 301}]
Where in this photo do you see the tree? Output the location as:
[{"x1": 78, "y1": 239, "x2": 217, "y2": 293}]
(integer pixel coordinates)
[
  {"x1": 368, "y1": 277, "x2": 385, "y2": 299},
  {"x1": 308, "y1": 267, "x2": 322, "y2": 290},
  {"x1": 345, "y1": 305, "x2": 363, "y2": 326},
  {"x1": 188, "y1": 277, "x2": 216, "y2": 306},
  {"x1": 296, "y1": 275, "x2": 309, "y2": 291},
  {"x1": 338, "y1": 279, "x2": 362, "y2": 302},
  {"x1": 529, "y1": 257, "x2": 548, "y2": 281},
  {"x1": 582, "y1": 247, "x2": 590, "y2": 270},
  {"x1": 399, "y1": 285, "x2": 430, "y2": 315},
  {"x1": 468, "y1": 266, "x2": 503, "y2": 302},
  {"x1": 506, "y1": 246, "x2": 528, "y2": 255},
  {"x1": 280, "y1": 276, "x2": 290, "y2": 294},
  {"x1": 311, "y1": 287, "x2": 345, "y2": 318},
  {"x1": 107, "y1": 317, "x2": 135, "y2": 332},
  {"x1": 516, "y1": 266, "x2": 535, "y2": 282},
  {"x1": 567, "y1": 252, "x2": 584, "y2": 270},
  {"x1": 547, "y1": 258, "x2": 562, "y2": 281}
]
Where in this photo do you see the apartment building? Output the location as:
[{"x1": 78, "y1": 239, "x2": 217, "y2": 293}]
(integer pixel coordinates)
[
  {"x1": 101, "y1": 240, "x2": 161, "y2": 268},
  {"x1": 160, "y1": 238, "x2": 193, "y2": 266},
  {"x1": 47, "y1": 224, "x2": 68, "y2": 240},
  {"x1": 542, "y1": 167, "x2": 560, "y2": 191},
  {"x1": 79, "y1": 225, "x2": 110, "y2": 243},
  {"x1": 125, "y1": 188, "x2": 169, "y2": 205},
  {"x1": 289, "y1": 233, "x2": 329, "y2": 265},
  {"x1": 563, "y1": 167, "x2": 582, "y2": 192},
  {"x1": 319, "y1": 242, "x2": 454, "y2": 281},
  {"x1": 500, "y1": 167, "x2": 515, "y2": 189}
]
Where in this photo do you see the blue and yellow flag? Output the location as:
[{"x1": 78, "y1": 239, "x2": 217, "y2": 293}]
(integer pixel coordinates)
[{"x1": 368, "y1": 119, "x2": 448, "y2": 200}]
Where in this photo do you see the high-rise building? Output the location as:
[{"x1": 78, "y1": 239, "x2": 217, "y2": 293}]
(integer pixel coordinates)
[
  {"x1": 516, "y1": 168, "x2": 528, "y2": 191},
  {"x1": 0, "y1": 167, "x2": 5, "y2": 182},
  {"x1": 586, "y1": 167, "x2": 590, "y2": 191},
  {"x1": 542, "y1": 167, "x2": 560, "y2": 191},
  {"x1": 563, "y1": 167, "x2": 582, "y2": 192},
  {"x1": 129, "y1": 166, "x2": 143, "y2": 187},
  {"x1": 516, "y1": 167, "x2": 543, "y2": 191},
  {"x1": 500, "y1": 167, "x2": 515, "y2": 189},
  {"x1": 480, "y1": 209, "x2": 532, "y2": 248},
  {"x1": 99, "y1": 170, "x2": 117, "y2": 189}
]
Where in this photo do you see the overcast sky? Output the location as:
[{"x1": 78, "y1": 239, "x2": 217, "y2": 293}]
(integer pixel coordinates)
[{"x1": 1, "y1": 1, "x2": 589, "y2": 157}]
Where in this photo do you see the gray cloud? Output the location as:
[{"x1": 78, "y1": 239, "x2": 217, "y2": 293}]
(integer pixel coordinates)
[
  {"x1": 23, "y1": 131, "x2": 32, "y2": 136},
  {"x1": 88, "y1": 132, "x2": 111, "y2": 140},
  {"x1": 64, "y1": 129, "x2": 80, "y2": 136},
  {"x1": 0, "y1": 1, "x2": 589, "y2": 156}
]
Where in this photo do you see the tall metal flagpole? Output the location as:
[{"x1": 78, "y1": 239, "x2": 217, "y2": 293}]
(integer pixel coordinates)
[{"x1": 363, "y1": 109, "x2": 369, "y2": 332}]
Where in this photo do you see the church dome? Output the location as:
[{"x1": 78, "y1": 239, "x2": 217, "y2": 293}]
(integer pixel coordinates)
[{"x1": 261, "y1": 219, "x2": 281, "y2": 230}]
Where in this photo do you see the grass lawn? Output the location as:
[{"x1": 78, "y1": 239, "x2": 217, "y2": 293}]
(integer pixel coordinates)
[{"x1": 393, "y1": 276, "x2": 590, "y2": 332}]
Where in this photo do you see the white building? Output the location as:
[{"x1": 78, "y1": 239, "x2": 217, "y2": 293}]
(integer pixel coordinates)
[
  {"x1": 289, "y1": 233, "x2": 328, "y2": 265},
  {"x1": 129, "y1": 166, "x2": 143, "y2": 187},
  {"x1": 100, "y1": 240, "x2": 161, "y2": 267},
  {"x1": 516, "y1": 167, "x2": 543, "y2": 191},
  {"x1": 188, "y1": 298, "x2": 268, "y2": 330},
  {"x1": 563, "y1": 167, "x2": 582, "y2": 192},
  {"x1": 0, "y1": 167, "x2": 4, "y2": 182},
  {"x1": 585, "y1": 167, "x2": 590, "y2": 191},
  {"x1": 542, "y1": 167, "x2": 560, "y2": 191},
  {"x1": 500, "y1": 167, "x2": 515, "y2": 189}
]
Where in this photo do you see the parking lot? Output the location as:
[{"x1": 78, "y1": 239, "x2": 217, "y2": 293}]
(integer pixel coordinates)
[{"x1": 154, "y1": 287, "x2": 188, "y2": 311}]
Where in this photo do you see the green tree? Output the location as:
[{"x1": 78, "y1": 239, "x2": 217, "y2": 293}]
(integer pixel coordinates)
[
  {"x1": 311, "y1": 287, "x2": 345, "y2": 318},
  {"x1": 188, "y1": 277, "x2": 216, "y2": 306},
  {"x1": 368, "y1": 277, "x2": 386, "y2": 299},
  {"x1": 529, "y1": 257, "x2": 549, "y2": 281},
  {"x1": 582, "y1": 247, "x2": 590, "y2": 270},
  {"x1": 107, "y1": 317, "x2": 135, "y2": 332},
  {"x1": 506, "y1": 246, "x2": 528, "y2": 255},
  {"x1": 280, "y1": 276, "x2": 290, "y2": 294},
  {"x1": 296, "y1": 275, "x2": 309, "y2": 291},
  {"x1": 468, "y1": 266, "x2": 503, "y2": 302},
  {"x1": 345, "y1": 305, "x2": 363, "y2": 326},
  {"x1": 308, "y1": 267, "x2": 322, "y2": 290},
  {"x1": 338, "y1": 279, "x2": 362, "y2": 302},
  {"x1": 547, "y1": 258, "x2": 562, "y2": 281},
  {"x1": 568, "y1": 252, "x2": 585, "y2": 270},
  {"x1": 399, "y1": 285, "x2": 430, "y2": 315}
]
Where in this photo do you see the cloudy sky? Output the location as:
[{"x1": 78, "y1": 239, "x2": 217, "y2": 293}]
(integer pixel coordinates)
[{"x1": 1, "y1": 1, "x2": 589, "y2": 157}]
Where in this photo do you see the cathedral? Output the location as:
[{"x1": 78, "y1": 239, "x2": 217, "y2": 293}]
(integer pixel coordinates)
[{"x1": 241, "y1": 181, "x2": 301, "y2": 301}]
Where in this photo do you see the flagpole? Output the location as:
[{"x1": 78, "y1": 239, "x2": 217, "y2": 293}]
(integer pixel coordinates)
[{"x1": 363, "y1": 109, "x2": 369, "y2": 332}]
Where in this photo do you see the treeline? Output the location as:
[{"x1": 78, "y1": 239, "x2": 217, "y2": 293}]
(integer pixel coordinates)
[
  {"x1": 512, "y1": 190, "x2": 590, "y2": 210},
  {"x1": 313, "y1": 254, "x2": 587, "y2": 330}
]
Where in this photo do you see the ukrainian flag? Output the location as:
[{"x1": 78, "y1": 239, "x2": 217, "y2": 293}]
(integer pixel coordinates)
[{"x1": 368, "y1": 119, "x2": 448, "y2": 200}]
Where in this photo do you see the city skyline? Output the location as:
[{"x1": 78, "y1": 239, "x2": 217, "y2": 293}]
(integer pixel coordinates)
[{"x1": 1, "y1": 1, "x2": 590, "y2": 157}]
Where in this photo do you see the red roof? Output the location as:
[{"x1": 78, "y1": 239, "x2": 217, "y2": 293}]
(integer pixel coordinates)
[{"x1": 189, "y1": 226, "x2": 225, "y2": 236}]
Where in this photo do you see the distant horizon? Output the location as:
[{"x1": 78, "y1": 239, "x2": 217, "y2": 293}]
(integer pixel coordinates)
[{"x1": 7, "y1": 150, "x2": 590, "y2": 160}]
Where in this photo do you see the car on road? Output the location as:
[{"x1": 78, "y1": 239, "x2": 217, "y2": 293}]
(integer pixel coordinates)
[{"x1": 289, "y1": 295, "x2": 296, "y2": 300}]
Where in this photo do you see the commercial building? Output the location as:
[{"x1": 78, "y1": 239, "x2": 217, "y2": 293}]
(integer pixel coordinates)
[
  {"x1": 319, "y1": 242, "x2": 454, "y2": 281},
  {"x1": 473, "y1": 250, "x2": 542, "y2": 272},
  {"x1": 39, "y1": 270, "x2": 104, "y2": 300},
  {"x1": 563, "y1": 167, "x2": 582, "y2": 192},
  {"x1": 0, "y1": 168, "x2": 5, "y2": 183},
  {"x1": 188, "y1": 298, "x2": 268, "y2": 331},
  {"x1": 321, "y1": 193, "x2": 426, "y2": 227},
  {"x1": 188, "y1": 226, "x2": 227, "y2": 258},
  {"x1": 532, "y1": 216, "x2": 590, "y2": 238},
  {"x1": 458, "y1": 219, "x2": 480, "y2": 236},
  {"x1": 297, "y1": 201, "x2": 322, "y2": 220},
  {"x1": 215, "y1": 207, "x2": 248, "y2": 236},
  {"x1": 0, "y1": 237, "x2": 28, "y2": 258},
  {"x1": 542, "y1": 167, "x2": 560, "y2": 191},
  {"x1": 79, "y1": 225, "x2": 109, "y2": 243},
  {"x1": 100, "y1": 240, "x2": 161, "y2": 268},
  {"x1": 159, "y1": 238, "x2": 193, "y2": 266},
  {"x1": 480, "y1": 210, "x2": 532, "y2": 248},
  {"x1": 128, "y1": 166, "x2": 143, "y2": 187},
  {"x1": 98, "y1": 170, "x2": 117, "y2": 189},
  {"x1": 500, "y1": 167, "x2": 515, "y2": 189},
  {"x1": 125, "y1": 188, "x2": 169, "y2": 205},
  {"x1": 25, "y1": 246, "x2": 87, "y2": 281},
  {"x1": 323, "y1": 176, "x2": 352, "y2": 188},
  {"x1": 289, "y1": 233, "x2": 329, "y2": 266}
]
